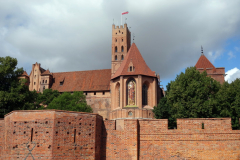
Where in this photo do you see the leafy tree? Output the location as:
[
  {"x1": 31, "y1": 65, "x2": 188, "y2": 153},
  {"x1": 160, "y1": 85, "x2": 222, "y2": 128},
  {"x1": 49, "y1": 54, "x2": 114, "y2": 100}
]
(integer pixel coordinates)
[
  {"x1": 0, "y1": 56, "x2": 37, "y2": 117},
  {"x1": 36, "y1": 89, "x2": 60, "y2": 106},
  {"x1": 41, "y1": 91, "x2": 92, "y2": 112},
  {"x1": 216, "y1": 79, "x2": 240, "y2": 129},
  {"x1": 153, "y1": 67, "x2": 221, "y2": 128}
]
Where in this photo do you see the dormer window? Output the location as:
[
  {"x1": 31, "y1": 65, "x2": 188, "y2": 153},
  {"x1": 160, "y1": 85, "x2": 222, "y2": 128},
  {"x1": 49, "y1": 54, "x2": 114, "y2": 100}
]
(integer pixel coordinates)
[{"x1": 60, "y1": 81, "x2": 64, "y2": 86}]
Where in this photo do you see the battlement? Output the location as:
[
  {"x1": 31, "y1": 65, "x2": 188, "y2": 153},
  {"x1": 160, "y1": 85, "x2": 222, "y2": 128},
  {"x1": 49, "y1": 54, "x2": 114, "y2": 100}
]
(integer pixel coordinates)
[
  {"x1": 112, "y1": 23, "x2": 128, "y2": 29},
  {"x1": 0, "y1": 110, "x2": 239, "y2": 159}
]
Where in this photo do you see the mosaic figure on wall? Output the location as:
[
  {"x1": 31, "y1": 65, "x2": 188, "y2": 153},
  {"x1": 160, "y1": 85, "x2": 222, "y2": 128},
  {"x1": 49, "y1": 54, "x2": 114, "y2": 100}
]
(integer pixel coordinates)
[{"x1": 128, "y1": 80, "x2": 136, "y2": 105}]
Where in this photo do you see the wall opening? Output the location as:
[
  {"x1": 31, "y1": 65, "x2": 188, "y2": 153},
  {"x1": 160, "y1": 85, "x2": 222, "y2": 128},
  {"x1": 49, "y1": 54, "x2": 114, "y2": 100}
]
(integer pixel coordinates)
[
  {"x1": 74, "y1": 129, "x2": 76, "y2": 143},
  {"x1": 202, "y1": 123, "x2": 204, "y2": 129},
  {"x1": 31, "y1": 128, "x2": 33, "y2": 142}
]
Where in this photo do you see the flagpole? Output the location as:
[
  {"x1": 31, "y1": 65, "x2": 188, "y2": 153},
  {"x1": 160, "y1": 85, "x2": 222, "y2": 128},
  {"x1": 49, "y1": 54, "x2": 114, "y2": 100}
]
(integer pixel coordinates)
[{"x1": 121, "y1": 14, "x2": 122, "y2": 25}]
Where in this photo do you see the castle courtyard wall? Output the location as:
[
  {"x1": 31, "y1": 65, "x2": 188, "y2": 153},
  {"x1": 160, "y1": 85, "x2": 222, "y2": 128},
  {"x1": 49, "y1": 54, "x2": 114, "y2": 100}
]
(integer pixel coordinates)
[{"x1": 0, "y1": 110, "x2": 239, "y2": 159}]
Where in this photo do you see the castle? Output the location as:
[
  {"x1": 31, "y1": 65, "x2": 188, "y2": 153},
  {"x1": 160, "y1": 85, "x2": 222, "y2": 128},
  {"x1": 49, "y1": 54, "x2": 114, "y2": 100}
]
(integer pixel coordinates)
[
  {"x1": 1, "y1": 24, "x2": 239, "y2": 159},
  {"x1": 20, "y1": 23, "x2": 163, "y2": 120},
  {"x1": 20, "y1": 23, "x2": 225, "y2": 121}
]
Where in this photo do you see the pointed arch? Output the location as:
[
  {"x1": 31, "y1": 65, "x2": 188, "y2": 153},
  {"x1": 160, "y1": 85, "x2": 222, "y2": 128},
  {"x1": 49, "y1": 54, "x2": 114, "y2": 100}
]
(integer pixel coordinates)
[
  {"x1": 115, "y1": 55, "x2": 117, "y2": 61},
  {"x1": 121, "y1": 55, "x2": 124, "y2": 60},
  {"x1": 115, "y1": 82, "x2": 120, "y2": 107},
  {"x1": 142, "y1": 82, "x2": 149, "y2": 105},
  {"x1": 121, "y1": 46, "x2": 124, "y2": 52},
  {"x1": 126, "y1": 78, "x2": 136, "y2": 106}
]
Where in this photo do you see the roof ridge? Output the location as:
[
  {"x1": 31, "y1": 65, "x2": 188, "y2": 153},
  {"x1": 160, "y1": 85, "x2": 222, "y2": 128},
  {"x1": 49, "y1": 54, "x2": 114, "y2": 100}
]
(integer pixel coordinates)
[{"x1": 52, "y1": 69, "x2": 111, "y2": 74}]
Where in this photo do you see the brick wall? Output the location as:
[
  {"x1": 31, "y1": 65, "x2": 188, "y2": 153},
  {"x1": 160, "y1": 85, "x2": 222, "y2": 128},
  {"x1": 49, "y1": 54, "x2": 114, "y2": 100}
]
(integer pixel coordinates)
[{"x1": 0, "y1": 111, "x2": 239, "y2": 160}]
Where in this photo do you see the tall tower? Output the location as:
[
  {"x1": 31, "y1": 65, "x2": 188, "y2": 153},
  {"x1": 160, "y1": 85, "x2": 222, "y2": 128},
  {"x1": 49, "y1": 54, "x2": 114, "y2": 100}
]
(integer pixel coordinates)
[{"x1": 111, "y1": 23, "x2": 131, "y2": 76}]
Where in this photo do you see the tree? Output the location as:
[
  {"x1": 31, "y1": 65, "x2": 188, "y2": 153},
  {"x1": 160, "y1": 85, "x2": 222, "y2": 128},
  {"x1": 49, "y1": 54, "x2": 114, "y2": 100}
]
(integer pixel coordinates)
[
  {"x1": 216, "y1": 79, "x2": 240, "y2": 129},
  {"x1": 36, "y1": 89, "x2": 60, "y2": 106},
  {"x1": 42, "y1": 91, "x2": 92, "y2": 113},
  {"x1": 0, "y1": 56, "x2": 37, "y2": 117},
  {"x1": 153, "y1": 67, "x2": 221, "y2": 128}
]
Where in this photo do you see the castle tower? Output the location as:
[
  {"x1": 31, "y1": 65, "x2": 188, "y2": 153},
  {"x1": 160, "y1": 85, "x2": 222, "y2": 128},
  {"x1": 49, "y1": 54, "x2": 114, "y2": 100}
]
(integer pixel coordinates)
[{"x1": 111, "y1": 23, "x2": 131, "y2": 76}]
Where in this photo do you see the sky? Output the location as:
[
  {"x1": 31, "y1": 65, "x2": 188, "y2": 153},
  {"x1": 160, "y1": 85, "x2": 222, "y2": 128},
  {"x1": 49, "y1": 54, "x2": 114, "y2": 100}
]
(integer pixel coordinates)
[{"x1": 0, "y1": 0, "x2": 240, "y2": 89}]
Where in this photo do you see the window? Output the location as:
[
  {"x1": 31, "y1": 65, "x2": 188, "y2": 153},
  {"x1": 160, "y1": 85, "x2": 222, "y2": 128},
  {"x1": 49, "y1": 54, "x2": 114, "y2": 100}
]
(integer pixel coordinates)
[
  {"x1": 43, "y1": 86, "x2": 45, "y2": 91},
  {"x1": 85, "y1": 92, "x2": 88, "y2": 95},
  {"x1": 35, "y1": 75, "x2": 36, "y2": 78},
  {"x1": 121, "y1": 46, "x2": 124, "y2": 52},
  {"x1": 94, "y1": 92, "x2": 96, "y2": 95},
  {"x1": 42, "y1": 80, "x2": 44, "y2": 84},
  {"x1": 103, "y1": 92, "x2": 105, "y2": 95},
  {"x1": 115, "y1": 46, "x2": 117, "y2": 52},
  {"x1": 115, "y1": 39, "x2": 117, "y2": 42},
  {"x1": 34, "y1": 82, "x2": 36, "y2": 85},
  {"x1": 115, "y1": 83, "x2": 120, "y2": 107},
  {"x1": 127, "y1": 79, "x2": 136, "y2": 106},
  {"x1": 142, "y1": 84, "x2": 148, "y2": 105},
  {"x1": 122, "y1": 38, "x2": 123, "y2": 42},
  {"x1": 130, "y1": 66, "x2": 132, "y2": 71},
  {"x1": 115, "y1": 55, "x2": 117, "y2": 61},
  {"x1": 128, "y1": 111, "x2": 132, "y2": 116},
  {"x1": 121, "y1": 55, "x2": 124, "y2": 60},
  {"x1": 60, "y1": 81, "x2": 63, "y2": 86},
  {"x1": 45, "y1": 80, "x2": 47, "y2": 83}
]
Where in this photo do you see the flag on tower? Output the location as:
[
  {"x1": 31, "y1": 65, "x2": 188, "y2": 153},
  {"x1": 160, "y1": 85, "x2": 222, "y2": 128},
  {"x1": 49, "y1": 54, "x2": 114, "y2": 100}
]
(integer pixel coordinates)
[{"x1": 122, "y1": 11, "x2": 129, "y2": 15}]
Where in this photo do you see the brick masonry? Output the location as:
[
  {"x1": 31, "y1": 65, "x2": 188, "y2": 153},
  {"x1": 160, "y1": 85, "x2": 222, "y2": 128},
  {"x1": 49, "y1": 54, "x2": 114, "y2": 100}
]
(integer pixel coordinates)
[{"x1": 0, "y1": 110, "x2": 239, "y2": 159}]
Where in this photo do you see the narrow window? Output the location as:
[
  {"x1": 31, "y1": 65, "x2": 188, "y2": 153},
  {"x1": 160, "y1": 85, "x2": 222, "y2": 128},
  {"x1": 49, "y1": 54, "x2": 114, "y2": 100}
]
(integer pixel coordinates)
[
  {"x1": 121, "y1": 46, "x2": 124, "y2": 52},
  {"x1": 31, "y1": 128, "x2": 33, "y2": 142},
  {"x1": 85, "y1": 92, "x2": 88, "y2": 95},
  {"x1": 45, "y1": 80, "x2": 47, "y2": 83},
  {"x1": 115, "y1": 55, "x2": 117, "y2": 61},
  {"x1": 119, "y1": 30, "x2": 120, "y2": 33},
  {"x1": 121, "y1": 55, "x2": 124, "y2": 60},
  {"x1": 43, "y1": 80, "x2": 44, "y2": 84},
  {"x1": 94, "y1": 92, "x2": 96, "y2": 95},
  {"x1": 122, "y1": 38, "x2": 123, "y2": 42},
  {"x1": 74, "y1": 129, "x2": 76, "y2": 143},
  {"x1": 34, "y1": 82, "x2": 36, "y2": 85},
  {"x1": 115, "y1": 46, "x2": 117, "y2": 52},
  {"x1": 103, "y1": 92, "x2": 105, "y2": 95},
  {"x1": 202, "y1": 123, "x2": 204, "y2": 129},
  {"x1": 130, "y1": 66, "x2": 132, "y2": 72},
  {"x1": 35, "y1": 75, "x2": 36, "y2": 78},
  {"x1": 115, "y1": 39, "x2": 117, "y2": 42},
  {"x1": 142, "y1": 84, "x2": 148, "y2": 105}
]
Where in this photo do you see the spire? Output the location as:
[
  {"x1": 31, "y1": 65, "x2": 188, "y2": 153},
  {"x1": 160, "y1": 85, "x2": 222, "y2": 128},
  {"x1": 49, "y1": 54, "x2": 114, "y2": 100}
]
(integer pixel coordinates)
[{"x1": 201, "y1": 46, "x2": 204, "y2": 55}]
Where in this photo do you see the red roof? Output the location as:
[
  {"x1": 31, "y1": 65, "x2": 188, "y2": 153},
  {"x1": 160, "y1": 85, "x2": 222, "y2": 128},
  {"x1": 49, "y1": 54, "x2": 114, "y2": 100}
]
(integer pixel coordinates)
[
  {"x1": 41, "y1": 69, "x2": 51, "y2": 75},
  {"x1": 22, "y1": 71, "x2": 28, "y2": 76},
  {"x1": 51, "y1": 69, "x2": 111, "y2": 92},
  {"x1": 195, "y1": 54, "x2": 215, "y2": 69},
  {"x1": 111, "y1": 43, "x2": 156, "y2": 79}
]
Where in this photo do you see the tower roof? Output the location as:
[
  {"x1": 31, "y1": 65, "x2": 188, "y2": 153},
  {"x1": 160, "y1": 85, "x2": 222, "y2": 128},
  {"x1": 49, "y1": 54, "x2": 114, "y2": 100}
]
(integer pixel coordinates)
[
  {"x1": 195, "y1": 54, "x2": 215, "y2": 69},
  {"x1": 21, "y1": 71, "x2": 28, "y2": 77},
  {"x1": 111, "y1": 43, "x2": 156, "y2": 79},
  {"x1": 41, "y1": 69, "x2": 51, "y2": 76}
]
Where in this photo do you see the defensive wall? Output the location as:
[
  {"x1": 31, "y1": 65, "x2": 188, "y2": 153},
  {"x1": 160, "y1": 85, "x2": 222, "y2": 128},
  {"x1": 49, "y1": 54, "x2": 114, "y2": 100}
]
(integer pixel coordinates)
[{"x1": 0, "y1": 110, "x2": 239, "y2": 159}]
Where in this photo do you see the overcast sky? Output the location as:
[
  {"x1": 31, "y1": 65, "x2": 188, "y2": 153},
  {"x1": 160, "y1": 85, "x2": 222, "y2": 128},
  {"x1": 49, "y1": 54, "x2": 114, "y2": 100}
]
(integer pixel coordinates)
[{"x1": 0, "y1": 0, "x2": 240, "y2": 88}]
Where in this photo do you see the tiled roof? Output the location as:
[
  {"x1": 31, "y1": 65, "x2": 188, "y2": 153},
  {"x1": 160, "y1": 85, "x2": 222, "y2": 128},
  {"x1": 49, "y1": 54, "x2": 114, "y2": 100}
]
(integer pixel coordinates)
[
  {"x1": 22, "y1": 71, "x2": 28, "y2": 76},
  {"x1": 111, "y1": 43, "x2": 156, "y2": 79},
  {"x1": 51, "y1": 69, "x2": 111, "y2": 92},
  {"x1": 41, "y1": 69, "x2": 51, "y2": 75},
  {"x1": 40, "y1": 67, "x2": 46, "y2": 74},
  {"x1": 195, "y1": 54, "x2": 215, "y2": 69}
]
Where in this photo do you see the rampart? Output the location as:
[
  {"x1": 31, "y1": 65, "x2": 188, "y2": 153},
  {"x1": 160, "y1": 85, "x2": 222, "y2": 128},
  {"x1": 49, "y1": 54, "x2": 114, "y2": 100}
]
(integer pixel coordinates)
[{"x1": 0, "y1": 110, "x2": 239, "y2": 159}]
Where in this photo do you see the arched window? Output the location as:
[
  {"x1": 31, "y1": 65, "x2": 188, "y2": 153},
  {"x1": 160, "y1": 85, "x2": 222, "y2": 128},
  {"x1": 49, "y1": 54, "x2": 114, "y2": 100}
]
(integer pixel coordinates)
[
  {"x1": 45, "y1": 80, "x2": 47, "y2": 83},
  {"x1": 121, "y1": 55, "x2": 124, "y2": 60},
  {"x1": 115, "y1": 46, "x2": 117, "y2": 52},
  {"x1": 115, "y1": 39, "x2": 117, "y2": 42},
  {"x1": 42, "y1": 80, "x2": 44, "y2": 83},
  {"x1": 115, "y1": 83, "x2": 120, "y2": 107},
  {"x1": 115, "y1": 55, "x2": 117, "y2": 61},
  {"x1": 127, "y1": 79, "x2": 136, "y2": 106},
  {"x1": 142, "y1": 84, "x2": 148, "y2": 105},
  {"x1": 121, "y1": 46, "x2": 124, "y2": 52}
]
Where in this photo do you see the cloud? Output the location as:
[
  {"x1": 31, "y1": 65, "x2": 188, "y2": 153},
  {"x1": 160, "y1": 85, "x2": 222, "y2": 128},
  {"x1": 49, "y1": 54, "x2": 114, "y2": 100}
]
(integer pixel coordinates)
[
  {"x1": 227, "y1": 51, "x2": 236, "y2": 60},
  {"x1": 0, "y1": 0, "x2": 240, "y2": 82},
  {"x1": 225, "y1": 67, "x2": 240, "y2": 83}
]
